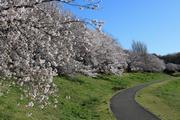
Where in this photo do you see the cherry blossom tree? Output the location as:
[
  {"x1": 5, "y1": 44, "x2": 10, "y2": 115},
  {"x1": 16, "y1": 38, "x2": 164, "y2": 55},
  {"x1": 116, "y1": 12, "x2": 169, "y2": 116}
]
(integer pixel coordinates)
[
  {"x1": 0, "y1": 0, "x2": 128, "y2": 110},
  {"x1": 0, "y1": 0, "x2": 102, "y2": 104},
  {"x1": 79, "y1": 30, "x2": 127, "y2": 75},
  {"x1": 127, "y1": 41, "x2": 165, "y2": 72}
]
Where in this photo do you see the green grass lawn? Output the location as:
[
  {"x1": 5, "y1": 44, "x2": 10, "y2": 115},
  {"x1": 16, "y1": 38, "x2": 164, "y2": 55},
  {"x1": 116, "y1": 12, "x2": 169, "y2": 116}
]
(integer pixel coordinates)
[
  {"x1": 172, "y1": 72, "x2": 180, "y2": 77},
  {"x1": 0, "y1": 73, "x2": 171, "y2": 120},
  {"x1": 136, "y1": 77, "x2": 180, "y2": 120}
]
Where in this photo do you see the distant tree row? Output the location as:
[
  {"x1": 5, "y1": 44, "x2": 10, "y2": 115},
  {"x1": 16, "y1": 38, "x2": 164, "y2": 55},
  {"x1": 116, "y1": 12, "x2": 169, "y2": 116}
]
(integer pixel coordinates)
[
  {"x1": 130, "y1": 41, "x2": 180, "y2": 73},
  {"x1": 158, "y1": 53, "x2": 180, "y2": 64},
  {"x1": 127, "y1": 41, "x2": 165, "y2": 72}
]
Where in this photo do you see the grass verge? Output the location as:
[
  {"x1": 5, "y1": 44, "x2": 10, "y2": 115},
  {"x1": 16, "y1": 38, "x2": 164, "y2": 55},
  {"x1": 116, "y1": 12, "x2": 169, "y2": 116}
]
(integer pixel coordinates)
[
  {"x1": 136, "y1": 77, "x2": 180, "y2": 120},
  {"x1": 0, "y1": 73, "x2": 171, "y2": 120}
]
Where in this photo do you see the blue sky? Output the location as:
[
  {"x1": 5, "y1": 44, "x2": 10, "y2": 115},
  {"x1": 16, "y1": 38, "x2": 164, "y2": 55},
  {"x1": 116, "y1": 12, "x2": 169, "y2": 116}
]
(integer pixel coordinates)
[{"x1": 63, "y1": 0, "x2": 180, "y2": 55}]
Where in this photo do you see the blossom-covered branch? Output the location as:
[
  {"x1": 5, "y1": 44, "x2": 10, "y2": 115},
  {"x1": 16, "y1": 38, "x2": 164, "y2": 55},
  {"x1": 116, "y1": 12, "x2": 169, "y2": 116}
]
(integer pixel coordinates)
[{"x1": 0, "y1": 0, "x2": 101, "y2": 12}]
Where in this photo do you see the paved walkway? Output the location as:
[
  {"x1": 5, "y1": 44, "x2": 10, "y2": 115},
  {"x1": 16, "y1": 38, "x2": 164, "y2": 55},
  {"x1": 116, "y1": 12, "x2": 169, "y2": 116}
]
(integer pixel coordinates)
[{"x1": 110, "y1": 81, "x2": 161, "y2": 120}]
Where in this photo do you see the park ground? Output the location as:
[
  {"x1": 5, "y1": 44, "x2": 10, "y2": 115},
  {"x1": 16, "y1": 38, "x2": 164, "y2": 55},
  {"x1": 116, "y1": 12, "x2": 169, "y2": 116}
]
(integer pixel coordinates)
[
  {"x1": 0, "y1": 73, "x2": 177, "y2": 120},
  {"x1": 136, "y1": 72, "x2": 180, "y2": 120}
]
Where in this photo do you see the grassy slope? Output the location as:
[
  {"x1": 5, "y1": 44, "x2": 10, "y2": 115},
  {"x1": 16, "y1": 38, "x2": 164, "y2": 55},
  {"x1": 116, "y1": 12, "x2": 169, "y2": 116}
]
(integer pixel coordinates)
[
  {"x1": 136, "y1": 77, "x2": 180, "y2": 120},
  {"x1": 0, "y1": 73, "x2": 171, "y2": 120}
]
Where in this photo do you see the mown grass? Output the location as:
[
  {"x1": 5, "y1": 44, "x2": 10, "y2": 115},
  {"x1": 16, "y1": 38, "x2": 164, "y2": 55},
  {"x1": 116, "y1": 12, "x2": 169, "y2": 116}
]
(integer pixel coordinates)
[
  {"x1": 136, "y1": 77, "x2": 180, "y2": 120},
  {"x1": 0, "y1": 73, "x2": 171, "y2": 120}
]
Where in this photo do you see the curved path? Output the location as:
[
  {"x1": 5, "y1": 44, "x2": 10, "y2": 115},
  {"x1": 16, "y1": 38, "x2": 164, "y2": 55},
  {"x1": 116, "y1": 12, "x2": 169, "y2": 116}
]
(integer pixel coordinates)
[{"x1": 110, "y1": 81, "x2": 162, "y2": 120}]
